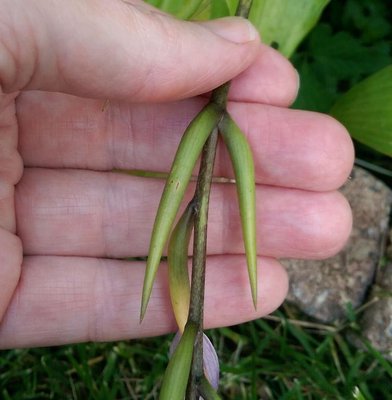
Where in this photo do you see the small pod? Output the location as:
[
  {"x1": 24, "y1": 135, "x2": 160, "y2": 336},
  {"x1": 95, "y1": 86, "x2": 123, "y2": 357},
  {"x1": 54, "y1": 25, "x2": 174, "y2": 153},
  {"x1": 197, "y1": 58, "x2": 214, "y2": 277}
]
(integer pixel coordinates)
[
  {"x1": 170, "y1": 331, "x2": 220, "y2": 392},
  {"x1": 168, "y1": 202, "x2": 194, "y2": 332},
  {"x1": 159, "y1": 322, "x2": 198, "y2": 400},
  {"x1": 199, "y1": 375, "x2": 222, "y2": 400},
  {"x1": 219, "y1": 112, "x2": 258, "y2": 308},
  {"x1": 141, "y1": 103, "x2": 221, "y2": 320}
]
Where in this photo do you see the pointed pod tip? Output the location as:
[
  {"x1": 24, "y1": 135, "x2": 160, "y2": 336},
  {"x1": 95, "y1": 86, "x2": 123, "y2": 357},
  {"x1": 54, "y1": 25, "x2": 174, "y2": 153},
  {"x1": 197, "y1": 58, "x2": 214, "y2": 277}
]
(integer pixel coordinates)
[
  {"x1": 139, "y1": 312, "x2": 145, "y2": 324},
  {"x1": 248, "y1": 258, "x2": 258, "y2": 311},
  {"x1": 139, "y1": 296, "x2": 149, "y2": 324},
  {"x1": 252, "y1": 289, "x2": 258, "y2": 311},
  {"x1": 248, "y1": 257, "x2": 258, "y2": 311}
]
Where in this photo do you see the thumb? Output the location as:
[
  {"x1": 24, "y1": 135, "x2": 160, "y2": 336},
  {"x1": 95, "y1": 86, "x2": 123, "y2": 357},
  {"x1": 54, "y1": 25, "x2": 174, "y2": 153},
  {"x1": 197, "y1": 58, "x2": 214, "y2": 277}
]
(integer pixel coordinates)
[{"x1": 0, "y1": 0, "x2": 260, "y2": 102}]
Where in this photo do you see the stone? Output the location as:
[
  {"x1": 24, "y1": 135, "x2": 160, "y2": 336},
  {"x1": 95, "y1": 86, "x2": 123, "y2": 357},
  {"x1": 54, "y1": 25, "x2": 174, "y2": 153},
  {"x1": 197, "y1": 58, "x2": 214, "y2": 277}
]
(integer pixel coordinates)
[
  {"x1": 282, "y1": 167, "x2": 392, "y2": 323},
  {"x1": 354, "y1": 238, "x2": 392, "y2": 360}
]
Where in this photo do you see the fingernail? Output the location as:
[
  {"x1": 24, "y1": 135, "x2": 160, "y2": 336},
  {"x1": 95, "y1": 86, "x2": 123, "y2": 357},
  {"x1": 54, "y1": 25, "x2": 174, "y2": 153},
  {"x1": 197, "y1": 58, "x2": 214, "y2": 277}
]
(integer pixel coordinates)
[{"x1": 200, "y1": 17, "x2": 259, "y2": 44}]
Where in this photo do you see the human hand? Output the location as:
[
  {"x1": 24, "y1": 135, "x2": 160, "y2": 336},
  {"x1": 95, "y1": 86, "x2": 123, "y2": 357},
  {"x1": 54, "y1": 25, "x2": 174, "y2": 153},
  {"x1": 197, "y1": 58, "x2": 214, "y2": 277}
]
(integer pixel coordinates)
[{"x1": 0, "y1": 0, "x2": 353, "y2": 348}]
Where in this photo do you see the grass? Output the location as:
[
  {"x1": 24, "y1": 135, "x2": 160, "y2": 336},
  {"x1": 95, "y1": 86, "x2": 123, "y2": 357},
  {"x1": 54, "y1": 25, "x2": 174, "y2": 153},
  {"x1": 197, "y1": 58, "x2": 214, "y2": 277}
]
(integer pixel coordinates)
[{"x1": 1, "y1": 303, "x2": 391, "y2": 399}]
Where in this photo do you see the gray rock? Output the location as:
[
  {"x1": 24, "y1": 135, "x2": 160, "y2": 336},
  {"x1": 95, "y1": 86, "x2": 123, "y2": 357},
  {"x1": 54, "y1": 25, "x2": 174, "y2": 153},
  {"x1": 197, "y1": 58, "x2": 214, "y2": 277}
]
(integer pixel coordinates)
[
  {"x1": 282, "y1": 167, "x2": 392, "y2": 323},
  {"x1": 354, "y1": 237, "x2": 392, "y2": 360}
]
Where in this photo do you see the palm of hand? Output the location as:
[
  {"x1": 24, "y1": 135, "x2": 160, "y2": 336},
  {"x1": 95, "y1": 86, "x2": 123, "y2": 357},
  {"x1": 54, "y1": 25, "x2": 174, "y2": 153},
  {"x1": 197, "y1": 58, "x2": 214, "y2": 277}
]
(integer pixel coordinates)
[
  {"x1": 0, "y1": 76, "x2": 352, "y2": 348},
  {"x1": 0, "y1": 0, "x2": 353, "y2": 349}
]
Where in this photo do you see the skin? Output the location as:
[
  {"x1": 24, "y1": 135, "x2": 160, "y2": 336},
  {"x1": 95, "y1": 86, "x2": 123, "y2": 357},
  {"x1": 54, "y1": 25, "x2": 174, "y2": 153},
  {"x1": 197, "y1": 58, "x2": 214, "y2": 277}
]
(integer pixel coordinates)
[{"x1": 0, "y1": 0, "x2": 354, "y2": 348}]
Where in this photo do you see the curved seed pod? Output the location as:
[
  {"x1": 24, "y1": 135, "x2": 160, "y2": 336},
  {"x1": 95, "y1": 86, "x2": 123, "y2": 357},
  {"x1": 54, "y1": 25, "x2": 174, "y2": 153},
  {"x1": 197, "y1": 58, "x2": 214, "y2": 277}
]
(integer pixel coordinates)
[
  {"x1": 168, "y1": 202, "x2": 194, "y2": 332},
  {"x1": 159, "y1": 322, "x2": 198, "y2": 400},
  {"x1": 141, "y1": 103, "x2": 221, "y2": 321},
  {"x1": 219, "y1": 112, "x2": 258, "y2": 308}
]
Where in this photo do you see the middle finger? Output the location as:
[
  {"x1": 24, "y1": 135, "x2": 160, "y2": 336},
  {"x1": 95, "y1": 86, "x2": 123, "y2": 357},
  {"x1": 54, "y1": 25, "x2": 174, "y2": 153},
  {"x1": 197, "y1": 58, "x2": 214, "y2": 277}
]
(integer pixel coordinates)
[{"x1": 16, "y1": 168, "x2": 352, "y2": 259}]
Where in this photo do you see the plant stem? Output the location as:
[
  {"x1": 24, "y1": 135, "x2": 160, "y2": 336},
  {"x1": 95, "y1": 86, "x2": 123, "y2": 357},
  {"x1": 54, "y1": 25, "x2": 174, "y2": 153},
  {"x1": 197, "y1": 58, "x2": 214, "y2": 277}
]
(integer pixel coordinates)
[
  {"x1": 185, "y1": 1, "x2": 253, "y2": 398},
  {"x1": 187, "y1": 128, "x2": 219, "y2": 326},
  {"x1": 185, "y1": 83, "x2": 230, "y2": 400},
  {"x1": 185, "y1": 127, "x2": 219, "y2": 400},
  {"x1": 236, "y1": 0, "x2": 253, "y2": 18}
]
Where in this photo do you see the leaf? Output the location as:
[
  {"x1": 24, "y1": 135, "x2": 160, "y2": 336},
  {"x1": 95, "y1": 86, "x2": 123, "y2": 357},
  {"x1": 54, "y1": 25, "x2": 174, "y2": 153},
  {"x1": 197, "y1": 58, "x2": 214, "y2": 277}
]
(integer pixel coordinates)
[
  {"x1": 290, "y1": 58, "x2": 335, "y2": 112},
  {"x1": 307, "y1": 25, "x2": 391, "y2": 81},
  {"x1": 210, "y1": 0, "x2": 231, "y2": 19},
  {"x1": 248, "y1": 0, "x2": 330, "y2": 58},
  {"x1": 330, "y1": 65, "x2": 392, "y2": 156},
  {"x1": 331, "y1": 0, "x2": 392, "y2": 43},
  {"x1": 292, "y1": 23, "x2": 391, "y2": 112},
  {"x1": 144, "y1": 0, "x2": 203, "y2": 19}
]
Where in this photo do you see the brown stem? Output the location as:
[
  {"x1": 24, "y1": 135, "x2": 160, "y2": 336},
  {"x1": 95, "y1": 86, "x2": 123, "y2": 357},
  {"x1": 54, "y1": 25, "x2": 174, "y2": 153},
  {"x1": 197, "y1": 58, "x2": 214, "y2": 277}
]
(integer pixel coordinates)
[
  {"x1": 185, "y1": 127, "x2": 219, "y2": 400},
  {"x1": 185, "y1": 1, "x2": 254, "y2": 398}
]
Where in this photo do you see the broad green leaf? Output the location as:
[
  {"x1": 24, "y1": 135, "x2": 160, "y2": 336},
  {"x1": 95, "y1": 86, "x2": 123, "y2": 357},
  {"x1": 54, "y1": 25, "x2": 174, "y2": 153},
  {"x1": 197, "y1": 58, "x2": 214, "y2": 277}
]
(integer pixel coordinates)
[
  {"x1": 191, "y1": 0, "x2": 238, "y2": 20},
  {"x1": 330, "y1": 65, "x2": 392, "y2": 156},
  {"x1": 292, "y1": 23, "x2": 391, "y2": 112},
  {"x1": 210, "y1": 0, "x2": 231, "y2": 19},
  {"x1": 248, "y1": 0, "x2": 330, "y2": 58},
  {"x1": 144, "y1": 0, "x2": 203, "y2": 19}
]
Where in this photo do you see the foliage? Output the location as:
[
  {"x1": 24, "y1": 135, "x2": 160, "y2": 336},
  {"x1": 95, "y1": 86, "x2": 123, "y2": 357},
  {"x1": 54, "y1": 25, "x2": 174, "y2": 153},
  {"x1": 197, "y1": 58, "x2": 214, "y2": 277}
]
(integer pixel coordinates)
[
  {"x1": 248, "y1": 0, "x2": 330, "y2": 58},
  {"x1": 330, "y1": 66, "x2": 392, "y2": 156},
  {"x1": 292, "y1": 0, "x2": 392, "y2": 113},
  {"x1": 292, "y1": 0, "x2": 392, "y2": 160},
  {"x1": 149, "y1": 0, "x2": 392, "y2": 159},
  {"x1": 147, "y1": 0, "x2": 330, "y2": 59},
  {"x1": 1, "y1": 306, "x2": 391, "y2": 399}
]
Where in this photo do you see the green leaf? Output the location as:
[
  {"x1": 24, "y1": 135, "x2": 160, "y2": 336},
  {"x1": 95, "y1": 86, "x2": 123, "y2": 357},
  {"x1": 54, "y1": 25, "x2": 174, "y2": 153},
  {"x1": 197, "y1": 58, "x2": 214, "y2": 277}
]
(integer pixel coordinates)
[
  {"x1": 144, "y1": 0, "x2": 203, "y2": 19},
  {"x1": 291, "y1": 0, "x2": 392, "y2": 115},
  {"x1": 291, "y1": 58, "x2": 336, "y2": 112},
  {"x1": 141, "y1": 103, "x2": 221, "y2": 320},
  {"x1": 330, "y1": 65, "x2": 392, "y2": 156},
  {"x1": 248, "y1": 0, "x2": 330, "y2": 58},
  {"x1": 210, "y1": 0, "x2": 231, "y2": 19},
  {"x1": 307, "y1": 25, "x2": 390, "y2": 81}
]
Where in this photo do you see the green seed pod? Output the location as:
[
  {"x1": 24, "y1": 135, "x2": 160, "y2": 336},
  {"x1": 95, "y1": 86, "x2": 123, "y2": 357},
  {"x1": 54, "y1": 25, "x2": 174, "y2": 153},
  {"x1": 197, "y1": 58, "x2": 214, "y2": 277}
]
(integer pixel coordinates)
[
  {"x1": 141, "y1": 103, "x2": 221, "y2": 321},
  {"x1": 199, "y1": 375, "x2": 223, "y2": 400},
  {"x1": 159, "y1": 322, "x2": 198, "y2": 400},
  {"x1": 168, "y1": 202, "x2": 194, "y2": 332},
  {"x1": 219, "y1": 112, "x2": 258, "y2": 309}
]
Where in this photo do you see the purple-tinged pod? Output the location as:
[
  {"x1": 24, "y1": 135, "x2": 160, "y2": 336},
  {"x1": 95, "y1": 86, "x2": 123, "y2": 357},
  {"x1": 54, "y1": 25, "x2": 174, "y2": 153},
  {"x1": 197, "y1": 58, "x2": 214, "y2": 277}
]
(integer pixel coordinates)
[
  {"x1": 219, "y1": 112, "x2": 258, "y2": 309},
  {"x1": 141, "y1": 103, "x2": 221, "y2": 321},
  {"x1": 159, "y1": 322, "x2": 198, "y2": 400},
  {"x1": 168, "y1": 202, "x2": 194, "y2": 332},
  {"x1": 170, "y1": 332, "x2": 220, "y2": 392}
]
